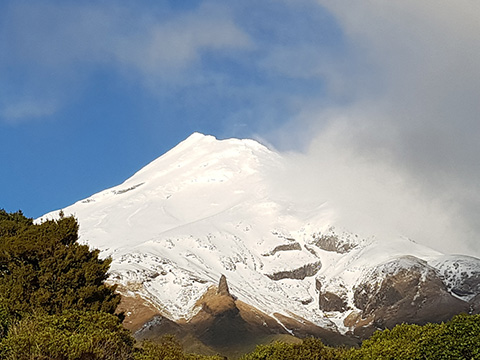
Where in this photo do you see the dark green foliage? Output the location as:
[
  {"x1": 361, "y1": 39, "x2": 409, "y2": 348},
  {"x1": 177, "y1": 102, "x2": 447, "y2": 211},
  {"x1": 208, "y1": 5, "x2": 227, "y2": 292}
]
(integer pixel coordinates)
[
  {"x1": 240, "y1": 338, "x2": 345, "y2": 360},
  {"x1": 417, "y1": 314, "x2": 480, "y2": 359},
  {"x1": 0, "y1": 299, "x2": 13, "y2": 339},
  {"x1": 134, "y1": 336, "x2": 224, "y2": 360},
  {"x1": 0, "y1": 210, "x2": 33, "y2": 237},
  {"x1": 0, "y1": 310, "x2": 135, "y2": 360},
  {"x1": 347, "y1": 314, "x2": 480, "y2": 360},
  {"x1": 0, "y1": 211, "x2": 120, "y2": 318},
  {"x1": 240, "y1": 315, "x2": 480, "y2": 359},
  {"x1": 345, "y1": 323, "x2": 427, "y2": 359}
]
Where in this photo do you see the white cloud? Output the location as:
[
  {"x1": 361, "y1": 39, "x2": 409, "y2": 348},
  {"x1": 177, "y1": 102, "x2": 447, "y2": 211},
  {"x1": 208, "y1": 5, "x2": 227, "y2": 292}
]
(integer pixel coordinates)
[
  {"x1": 111, "y1": 2, "x2": 252, "y2": 87},
  {"x1": 271, "y1": 0, "x2": 480, "y2": 255},
  {"x1": 1, "y1": 99, "x2": 58, "y2": 124},
  {"x1": 4, "y1": 1, "x2": 251, "y2": 72},
  {"x1": 0, "y1": 1, "x2": 252, "y2": 122}
]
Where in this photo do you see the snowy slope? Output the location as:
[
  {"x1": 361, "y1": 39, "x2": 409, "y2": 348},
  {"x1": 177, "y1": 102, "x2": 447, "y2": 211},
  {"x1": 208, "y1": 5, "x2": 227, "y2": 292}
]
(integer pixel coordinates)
[{"x1": 39, "y1": 133, "x2": 480, "y2": 333}]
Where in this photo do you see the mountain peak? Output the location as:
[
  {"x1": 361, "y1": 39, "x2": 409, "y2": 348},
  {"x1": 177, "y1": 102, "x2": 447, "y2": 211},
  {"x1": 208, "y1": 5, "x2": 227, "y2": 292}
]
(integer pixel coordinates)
[
  {"x1": 38, "y1": 133, "x2": 480, "y2": 341},
  {"x1": 178, "y1": 132, "x2": 272, "y2": 154},
  {"x1": 180, "y1": 132, "x2": 216, "y2": 145}
]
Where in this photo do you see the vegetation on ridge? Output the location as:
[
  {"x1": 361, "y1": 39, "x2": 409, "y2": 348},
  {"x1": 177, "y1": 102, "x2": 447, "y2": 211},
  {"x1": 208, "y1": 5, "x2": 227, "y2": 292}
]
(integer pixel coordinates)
[{"x1": 241, "y1": 314, "x2": 480, "y2": 359}]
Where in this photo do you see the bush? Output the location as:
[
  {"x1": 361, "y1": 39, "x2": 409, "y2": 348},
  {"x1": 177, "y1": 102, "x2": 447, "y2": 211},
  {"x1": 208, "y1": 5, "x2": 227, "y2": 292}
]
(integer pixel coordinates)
[
  {"x1": 0, "y1": 299, "x2": 13, "y2": 339},
  {"x1": 346, "y1": 323, "x2": 427, "y2": 359},
  {"x1": 348, "y1": 314, "x2": 480, "y2": 360},
  {"x1": 134, "y1": 335, "x2": 224, "y2": 360},
  {"x1": 0, "y1": 310, "x2": 135, "y2": 360},
  {"x1": 240, "y1": 315, "x2": 480, "y2": 359},
  {"x1": 418, "y1": 314, "x2": 480, "y2": 359},
  {"x1": 240, "y1": 338, "x2": 345, "y2": 360},
  {"x1": 0, "y1": 211, "x2": 119, "y2": 319}
]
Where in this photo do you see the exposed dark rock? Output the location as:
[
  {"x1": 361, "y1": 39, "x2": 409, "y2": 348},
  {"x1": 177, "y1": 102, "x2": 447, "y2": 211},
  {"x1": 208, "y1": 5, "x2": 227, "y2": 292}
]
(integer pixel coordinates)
[
  {"x1": 311, "y1": 232, "x2": 357, "y2": 254},
  {"x1": 343, "y1": 311, "x2": 375, "y2": 338},
  {"x1": 217, "y1": 274, "x2": 230, "y2": 296},
  {"x1": 113, "y1": 182, "x2": 145, "y2": 195},
  {"x1": 468, "y1": 293, "x2": 480, "y2": 313},
  {"x1": 136, "y1": 314, "x2": 182, "y2": 339},
  {"x1": 267, "y1": 261, "x2": 322, "y2": 280},
  {"x1": 433, "y1": 256, "x2": 480, "y2": 300},
  {"x1": 305, "y1": 245, "x2": 318, "y2": 256},
  {"x1": 133, "y1": 279, "x2": 357, "y2": 358},
  {"x1": 352, "y1": 256, "x2": 470, "y2": 330},
  {"x1": 263, "y1": 242, "x2": 302, "y2": 256},
  {"x1": 452, "y1": 287, "x2": 475, "y2": 297},
  {"x1": 319, "y1": 291, "x2": 348, "y2": 312},
  {"x1": 301, "y1": 297, "x2": 313, "y2": 305},
  {"x1": 121, "y1": 255, "x2": 480, "y2": 355}
]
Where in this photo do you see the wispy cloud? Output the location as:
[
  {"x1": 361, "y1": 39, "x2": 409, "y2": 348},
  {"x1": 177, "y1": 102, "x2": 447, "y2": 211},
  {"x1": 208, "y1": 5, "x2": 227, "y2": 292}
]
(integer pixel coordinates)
[
  {"x1": 119, "y1": 4, "x2": 251, "y2": 73},
  {"x1": 0, "y1": 1, "x2": 252, "y2": 123},
  {"x1": 1, "y1": 99, "x2": 59, "y2": 124}
]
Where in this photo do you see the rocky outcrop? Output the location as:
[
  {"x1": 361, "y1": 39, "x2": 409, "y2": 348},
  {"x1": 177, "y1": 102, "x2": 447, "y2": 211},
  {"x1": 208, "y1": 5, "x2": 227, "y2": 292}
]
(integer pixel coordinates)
[
  {"x1": 267, "y1": 261, "x2": 322, "y2": 280},
  {"x1": 469, "y1": 293, "x2": 480, "y2": 313},
  {"x1": 263, "y1": 242, "x2": 302, "y2": 256},
  {"x1": 115, "y1": 287, "x2": 163, "y2": 332},
  {"x1": 432, "y1": 255, "x2": 480, "y2": 299},
  {"x1": 319, "y1": 291, "x2": 349, "y2": 312},
  {"x1": 113, "y1": 182, "x2": 145, "y2": 195},
  {"x1": 316, "y1": 277, "x2": 349, "y2": 312},
  {"x1": 311, "y1": 231, "x2": 357, "y2": 254},
  {"x1": 197, "y1": 276, "x2": 237, "y2": 317},
  {"x1": 217, "y1": 274, "x2": 230, "y2": 296},
  {"x1": 134, "y1": 275, "x2": 356, "y2": 358},
  {"x1": 350, "y1": 256, "x2": 470, "y2": 335}
]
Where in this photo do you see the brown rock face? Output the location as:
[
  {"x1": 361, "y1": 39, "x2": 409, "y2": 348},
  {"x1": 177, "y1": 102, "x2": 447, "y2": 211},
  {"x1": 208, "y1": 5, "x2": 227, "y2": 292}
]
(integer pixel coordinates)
[
  {"x1": 311, "y1": 232, "x2": 357, "y2": 254},
  {"x1": 134, "y1": 275, "x2": 357, "y2": 357},
  {"x1": 469, "y1": 293, "x2": 480, "y2": 313},
  {"x1": 263, "y1": 242, "x2": 302, "y2": 256},
  {"x1": 114, "y1": 285, "x2": 162, "y2": 332},
  {"x1": 217, "y1": 274, "x2": 230, "y2": 296},
  {"x1": 351, "y1": 256, "x2": 470, "y2": 333},
  {"x1": 319, "y1": 291, "x2": 348, "y2": 312},
  {"x1": 434, "y1": 256, "x2": 480, "y2": 298},
  {"x1": 267, "y1": 261, "x2": 322, "y2": 280}
]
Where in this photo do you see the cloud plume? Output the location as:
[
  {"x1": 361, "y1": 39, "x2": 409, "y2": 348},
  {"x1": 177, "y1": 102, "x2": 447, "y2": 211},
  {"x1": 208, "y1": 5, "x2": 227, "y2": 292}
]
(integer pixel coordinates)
[{"x1": 270, "y1": 1, "x2": 480, "y2": 256}]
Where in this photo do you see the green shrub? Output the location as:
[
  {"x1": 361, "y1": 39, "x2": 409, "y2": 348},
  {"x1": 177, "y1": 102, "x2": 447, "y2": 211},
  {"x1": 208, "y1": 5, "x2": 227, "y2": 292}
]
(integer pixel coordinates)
[
  {"x1": 418, "y1": 314, "x2": 480, "y2": 359},
  {"x1": 0, "y1": 299, "x2": 13, "y2": 339},
  {"x1": 346, "y1": 323, "x2": 427, "y2": 360},
  {"x1": 135, "y1": 335, "x2": 224, "y2": 360},
  {"x1": 0, "y1": 310, "x2": 135, "y2": 360},
  {"x1": 240, "y1": 337, "x2": 345, "y2": 360},
  {"x1": 0, "y1": 211, "x2": 119, "y2": 318},
  {"x1": 348, "y1": 314, "x2": 480, "y2": 360}
]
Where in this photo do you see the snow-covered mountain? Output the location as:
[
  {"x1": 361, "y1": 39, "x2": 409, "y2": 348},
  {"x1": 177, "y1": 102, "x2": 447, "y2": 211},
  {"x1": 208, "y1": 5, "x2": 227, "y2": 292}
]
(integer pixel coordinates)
[{"x1": 39, "y1": 133, "x2": 480, "y2": 339}]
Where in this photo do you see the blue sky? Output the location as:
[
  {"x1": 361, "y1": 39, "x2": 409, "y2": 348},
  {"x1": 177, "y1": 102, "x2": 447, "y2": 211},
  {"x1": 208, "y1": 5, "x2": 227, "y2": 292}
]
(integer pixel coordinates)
[
  {"x1": 2, "y1": 1, "x2": 480, "y2": 255},
  {"x1": 1, "y1": 0, "x2": 349, "y2": 217}
]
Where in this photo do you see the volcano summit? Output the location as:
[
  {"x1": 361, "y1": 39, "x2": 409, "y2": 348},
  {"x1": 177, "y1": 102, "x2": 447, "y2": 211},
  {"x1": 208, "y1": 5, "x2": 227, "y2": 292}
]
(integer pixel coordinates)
[{"x1": 40, "y1": 133, "x2": 480, "y2": 347}]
